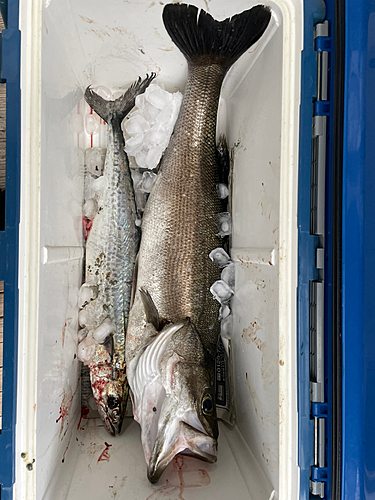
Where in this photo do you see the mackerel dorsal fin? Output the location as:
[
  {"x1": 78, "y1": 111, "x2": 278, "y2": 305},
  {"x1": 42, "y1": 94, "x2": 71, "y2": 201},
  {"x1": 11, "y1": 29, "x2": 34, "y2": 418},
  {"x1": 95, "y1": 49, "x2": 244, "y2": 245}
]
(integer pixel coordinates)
[{"x1": 139, "y1": 287, "x2": 160, "y2": 331}]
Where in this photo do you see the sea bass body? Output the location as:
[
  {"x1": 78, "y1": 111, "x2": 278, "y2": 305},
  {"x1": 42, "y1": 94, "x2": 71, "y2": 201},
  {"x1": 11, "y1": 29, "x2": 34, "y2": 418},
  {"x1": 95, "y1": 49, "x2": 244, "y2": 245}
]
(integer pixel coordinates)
[
  {"x1": 83, "y1": 75, "x2": 155, "y2": 435},
  {"x1": 126, "y1": 4, "x2": 271, "y2": 481}
]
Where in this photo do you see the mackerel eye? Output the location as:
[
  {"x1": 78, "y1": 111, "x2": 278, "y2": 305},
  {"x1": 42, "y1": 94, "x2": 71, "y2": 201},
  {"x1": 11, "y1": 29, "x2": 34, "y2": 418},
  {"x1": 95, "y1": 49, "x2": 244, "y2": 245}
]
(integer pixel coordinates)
[
  {"x1": 107, "y1": 396, "x2": 119, "y2": 410},
  {"x1": 202, "y1": 395, "x2": 214, "y2": 416}
]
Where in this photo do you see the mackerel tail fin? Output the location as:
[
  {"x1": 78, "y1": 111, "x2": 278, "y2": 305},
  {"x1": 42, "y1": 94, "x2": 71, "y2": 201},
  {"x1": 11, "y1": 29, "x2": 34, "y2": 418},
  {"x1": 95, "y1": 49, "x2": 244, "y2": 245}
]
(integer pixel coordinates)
[
  {"x1": 162, "y1": 4, "x2": 271, "y2": 71},
  {"x1": 84, "y1": 73, "x2": 156, "y2": 124}
]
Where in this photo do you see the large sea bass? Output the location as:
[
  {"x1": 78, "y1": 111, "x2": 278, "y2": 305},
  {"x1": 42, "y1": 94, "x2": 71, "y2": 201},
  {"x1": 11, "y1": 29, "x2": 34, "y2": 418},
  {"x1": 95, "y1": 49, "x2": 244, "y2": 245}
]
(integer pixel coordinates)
[
  {"x1": 82, "y1": 74, "x2": 155, "y2": 435},
  {"x1": 125, "y1": 4, "x2": 271, "y2": 481}
]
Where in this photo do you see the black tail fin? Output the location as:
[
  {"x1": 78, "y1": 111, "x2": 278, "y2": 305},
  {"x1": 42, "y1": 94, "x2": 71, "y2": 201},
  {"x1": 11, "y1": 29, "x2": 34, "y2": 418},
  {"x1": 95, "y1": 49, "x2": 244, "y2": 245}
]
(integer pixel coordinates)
[
  {"x1": 84, "y1": 73, "x2": 156, "y2": 124},
  {"x1": 162, "y1": 4, "x2": 271, "y2": 70}
]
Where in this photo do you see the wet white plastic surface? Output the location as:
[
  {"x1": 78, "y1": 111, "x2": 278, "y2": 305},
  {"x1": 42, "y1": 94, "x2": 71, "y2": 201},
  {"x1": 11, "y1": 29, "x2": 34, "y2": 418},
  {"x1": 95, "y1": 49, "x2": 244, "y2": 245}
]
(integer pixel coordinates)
[{"x1": 16, "y1": 0, "x2": 302, "y2": 498}]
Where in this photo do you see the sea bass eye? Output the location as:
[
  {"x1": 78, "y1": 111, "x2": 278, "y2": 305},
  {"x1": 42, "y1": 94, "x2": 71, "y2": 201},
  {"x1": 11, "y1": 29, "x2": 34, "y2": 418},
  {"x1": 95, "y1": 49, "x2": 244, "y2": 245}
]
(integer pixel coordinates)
[
  {"x1": 107, "y1": 396, "x2": 119, "y2": 410},
  {"x1": 202, "y1": 395, "x2": 214, "y2": 416}
]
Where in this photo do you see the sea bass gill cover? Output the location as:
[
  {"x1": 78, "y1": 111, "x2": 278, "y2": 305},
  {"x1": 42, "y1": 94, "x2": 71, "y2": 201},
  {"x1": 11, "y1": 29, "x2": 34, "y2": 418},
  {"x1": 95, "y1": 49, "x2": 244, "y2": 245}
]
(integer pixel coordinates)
[{"x1": 125, "y1": 3, "x2": 271, "y2": 484}]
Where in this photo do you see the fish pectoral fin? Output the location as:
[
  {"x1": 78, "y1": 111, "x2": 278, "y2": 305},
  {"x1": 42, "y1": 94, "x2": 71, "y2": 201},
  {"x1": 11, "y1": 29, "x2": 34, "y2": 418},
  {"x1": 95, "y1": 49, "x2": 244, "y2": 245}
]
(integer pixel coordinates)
[{"x1": 139, "y1": 287, "x2": 161, "y2": 331}]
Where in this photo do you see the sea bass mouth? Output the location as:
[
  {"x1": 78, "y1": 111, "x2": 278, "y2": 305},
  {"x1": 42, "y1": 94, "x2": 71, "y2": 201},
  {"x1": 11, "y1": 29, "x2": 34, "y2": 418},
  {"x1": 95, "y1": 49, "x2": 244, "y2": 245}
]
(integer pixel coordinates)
[{"x1": 147, "y1": 420, "x2": 217, "y2": 484}]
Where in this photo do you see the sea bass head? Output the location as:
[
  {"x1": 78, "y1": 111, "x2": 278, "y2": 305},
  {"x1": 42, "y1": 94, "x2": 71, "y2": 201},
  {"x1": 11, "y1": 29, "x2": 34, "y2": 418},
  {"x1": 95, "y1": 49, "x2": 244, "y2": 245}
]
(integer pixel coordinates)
[
  {"x1": 129, "y1": 318, "x2": 218, "y2": 483},
  {"x1": 90, "y1": 345, "x2": 128, "y2": 435}
]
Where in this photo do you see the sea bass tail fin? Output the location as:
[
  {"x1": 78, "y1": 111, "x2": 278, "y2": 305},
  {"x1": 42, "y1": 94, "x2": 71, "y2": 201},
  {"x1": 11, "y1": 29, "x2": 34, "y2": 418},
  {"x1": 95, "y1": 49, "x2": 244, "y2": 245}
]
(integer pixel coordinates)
[
  {"x1": 84, "y1": 73, "x2": 156, "y2": 123},
  {"x1": 162, "y1": 4, "x2": 271, "y2": 71}
]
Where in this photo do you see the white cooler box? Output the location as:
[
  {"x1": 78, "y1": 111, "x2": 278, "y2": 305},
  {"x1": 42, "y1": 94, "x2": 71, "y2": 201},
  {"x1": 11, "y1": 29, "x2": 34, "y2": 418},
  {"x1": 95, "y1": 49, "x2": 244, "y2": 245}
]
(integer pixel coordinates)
[{"x1": 13, "y1": 0, "x2": 304, "y2": 498}]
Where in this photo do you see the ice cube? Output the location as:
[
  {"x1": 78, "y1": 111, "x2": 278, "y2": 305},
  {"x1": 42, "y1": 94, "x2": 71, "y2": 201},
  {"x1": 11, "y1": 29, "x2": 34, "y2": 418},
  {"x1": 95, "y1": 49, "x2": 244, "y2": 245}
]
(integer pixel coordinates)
[
  {"x1": 125, "y1": 133, "x2": 144, "y2": 155},
  {"x1": 71, "y1": 114, "x2": 84, "y2": 134},
  {"x1": 216, "y1": 183, "x2": 229, "y2": 199},
  {"x1": 135, "y1": 190, "x2": 148, "y2": 212},
  {"x1": 210, "y1": 280, "x2": 234, "y2": 304},
  {"x1": 135, "y1": 149, "x2": 147, "y2": 168},
  {"x1": 157, "y1": 104, "x2": 173, "y2": 125},
  {"x1": 145, "y1": 84, "x2": 172, "y2": 110},
  {"x1": 221, "y1": 315, "x2": 233, "y2": 340},
  {"x1": 86, "y1": 148, "x2": 106, "y2": 178},
  {"x1": 217, "y1": 212, "x2": 231, "y2": 237},
  {"x1": 78, "y1": 283, "x2": 98, "y2": 308},
  {"x1": 124, "y1": 115, "x2": 150, "y2": 136},
  {"x1": 138, "y1": 170, "x2": 157, "y2": 193},
  {"x1": 144, "y1": 124, "x2": 168, "y2": 147},
  {"x1": 94, "y1": 85, "x2": 113, "y2": 101},
  {"x1": 221, "y1": 262, "x2": 235, "y2": 289},
  {"x1": 219, "y1": 304, "x2": 231, "y2": 320},
  {"x1": 143, "y1": 103, "x2": 161, "y2": 123},
  {"x1": 92, "y1": 318, "x2": 115, "y2": 344},
  {"x1": 145, "y1": 146, "x2": 163, "y2": 170},
  {"x1": 83, "y1": 198, "x2": 98, "y2": 220},
  {"x1": 209, "y1": 247, "x2": 231, "y2": 268},
  {"x1": 78, "y1": 303, "x2": 96, "y2": 328},
  {"x1": 131, "y1": 168, "x2": 143, "y2": 186},
  {"x1": 92, "y1": 175, "x2": 107, "y2": 194},
  {"x1": 135, "y1": 93, "x2": 146, "y2": 110},
  {"x1": 85, "y1": 114, "x2": 100, "y2": 135},
  {"x1": 78, "y1": 328, "x2": 89, "y2": 343},
  {"x1": 77, "y1": 335, "x2": 96, "y2": 365}
]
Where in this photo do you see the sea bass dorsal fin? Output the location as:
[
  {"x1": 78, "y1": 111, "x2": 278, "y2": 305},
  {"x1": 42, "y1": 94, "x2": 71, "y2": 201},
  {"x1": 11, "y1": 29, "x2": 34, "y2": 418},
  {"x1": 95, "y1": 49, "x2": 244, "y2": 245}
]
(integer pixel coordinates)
[
  {"x1": 84, "y1": 73, "x2": 156, "y2": 124},
  {"x1": 139, "y1": 288, "x2": 161, "y2": 331},
  {"x1": 162, "y1": 4, "x2": 271, "y2": 71}
]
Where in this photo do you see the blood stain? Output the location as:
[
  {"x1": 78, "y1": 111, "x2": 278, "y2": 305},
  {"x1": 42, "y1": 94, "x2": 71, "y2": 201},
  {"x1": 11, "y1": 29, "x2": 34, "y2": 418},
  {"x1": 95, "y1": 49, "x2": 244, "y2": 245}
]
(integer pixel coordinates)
[
  {"x1": 83, "y1": 217, "x2": 93, "y2": 241},
  {"x1": 146, "y1": 455, "x2": 210, "y2": 499},
  {"x1": 56, "y1": 383, "x2": 79, "y2": 439},
  {"x1": 97, "y1": 442, "x2": 112, "y2": 462},
  {"x1": 62, "y1": 434, "x2": 72, "y2": 463},
  {"x1": 77, "y1": 406, "x2": 90, "y2": 430}
]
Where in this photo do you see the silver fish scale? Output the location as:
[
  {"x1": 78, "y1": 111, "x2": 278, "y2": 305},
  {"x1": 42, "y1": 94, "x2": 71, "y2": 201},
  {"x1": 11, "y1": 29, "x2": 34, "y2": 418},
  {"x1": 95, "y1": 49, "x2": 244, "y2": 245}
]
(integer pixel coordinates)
[
  {"x1": 86, "y1": 126, "x2": 139, "y2": 372},
  {"x1": 129, "y1": 63, "x2": 226, "y2": 361}
]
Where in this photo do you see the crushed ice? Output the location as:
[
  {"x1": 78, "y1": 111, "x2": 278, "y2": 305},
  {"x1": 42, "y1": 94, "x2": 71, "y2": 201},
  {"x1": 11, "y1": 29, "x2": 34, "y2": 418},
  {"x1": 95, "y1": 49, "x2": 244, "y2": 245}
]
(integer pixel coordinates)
[
  {"x1": 210, "y1": 280, "x2": 234, "y2": 304},
  {"x1": 138, "y1": 171, "x2": 157, "y2": 193},
  {"x1": 220, "y1": 315, "x2": 232, "y2": 340},
  {"x1": 124, "y1": 83, "x2": 183, "y2": 170},
  {"x1": 209, "y1": 247, "x2": 231, "y2": 268},
  {"x1": 221, "y1": 262, "x2": 235, "y2": 290},
  {"x1": 78, "y1": 283, "x2": 98, "y2": 308},
  {"x1": 93, "y1": 318, "x2": 115, "y2": 344},
  {"x1": 219, "y1": 304, "x2": 231, "y2": 320},
  {"x1": 77, "y1": 335, "x2": 96, "y2": 365},
  {"x1": 216, "y1": 183, "x2": 229, "y2": 200},
  {"x1": 217, "y1": 212, "x2": 231, "y2": 237}
]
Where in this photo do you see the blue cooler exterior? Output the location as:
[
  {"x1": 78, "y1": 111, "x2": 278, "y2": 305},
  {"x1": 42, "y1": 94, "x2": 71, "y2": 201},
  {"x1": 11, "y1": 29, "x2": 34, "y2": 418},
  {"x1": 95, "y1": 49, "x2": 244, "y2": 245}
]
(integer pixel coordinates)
[
  {"x1": 0, "y1": 0, "x2": 21, "y2": 498},
  {"x1": 341, "y1": 0, "x2": 375, "y2": 498}
]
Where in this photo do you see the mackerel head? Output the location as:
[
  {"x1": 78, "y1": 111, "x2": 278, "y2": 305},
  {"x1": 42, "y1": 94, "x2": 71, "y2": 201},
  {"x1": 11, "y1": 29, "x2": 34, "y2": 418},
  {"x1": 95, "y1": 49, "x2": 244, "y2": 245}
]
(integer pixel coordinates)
[
  {"x1": 83, "y1": 74, "x2": 155, "y2": 435},
  {"x1": 126, "y1": 4, "x2": 271, "y2": 480}
]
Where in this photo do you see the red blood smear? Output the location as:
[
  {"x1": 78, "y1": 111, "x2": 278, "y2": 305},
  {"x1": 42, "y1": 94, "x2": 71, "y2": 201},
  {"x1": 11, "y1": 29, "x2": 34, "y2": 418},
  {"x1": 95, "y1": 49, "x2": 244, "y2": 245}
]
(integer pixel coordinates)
[
  {"x1": 77, "y1": 406, "x2": 90, "y2": 430},
  {"x1": 82, "y1": 217, "x2": 93, "y2": 241},
  {"x1": 91, "y1": 378, "x2": 107, "y2": 400},
  {"x1": 97, "y1": 442, "x2": 112, "y2": 462},
  {"x1": 56, "y1": 383, "x2": 79, "y2": 439},
  {"x1": 62, "y1": 435, "x2": 71, "y2": 463},
  {"x1": 62, "y1": 321, "x2": 67, "y2": 348}
]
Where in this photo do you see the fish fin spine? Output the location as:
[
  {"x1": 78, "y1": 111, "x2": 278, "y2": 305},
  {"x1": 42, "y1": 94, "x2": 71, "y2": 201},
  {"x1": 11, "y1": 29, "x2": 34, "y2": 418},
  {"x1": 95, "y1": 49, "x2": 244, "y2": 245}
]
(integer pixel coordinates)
[
  {"x1": 162, "y1": 4, "x2": 271, "y2": 70},
  {"x1": 84, "y1": 73, "x2": 156, "y2": 123},
  {"x1": 139, "y1": 287, "x2": 161, "y2": 331}
]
